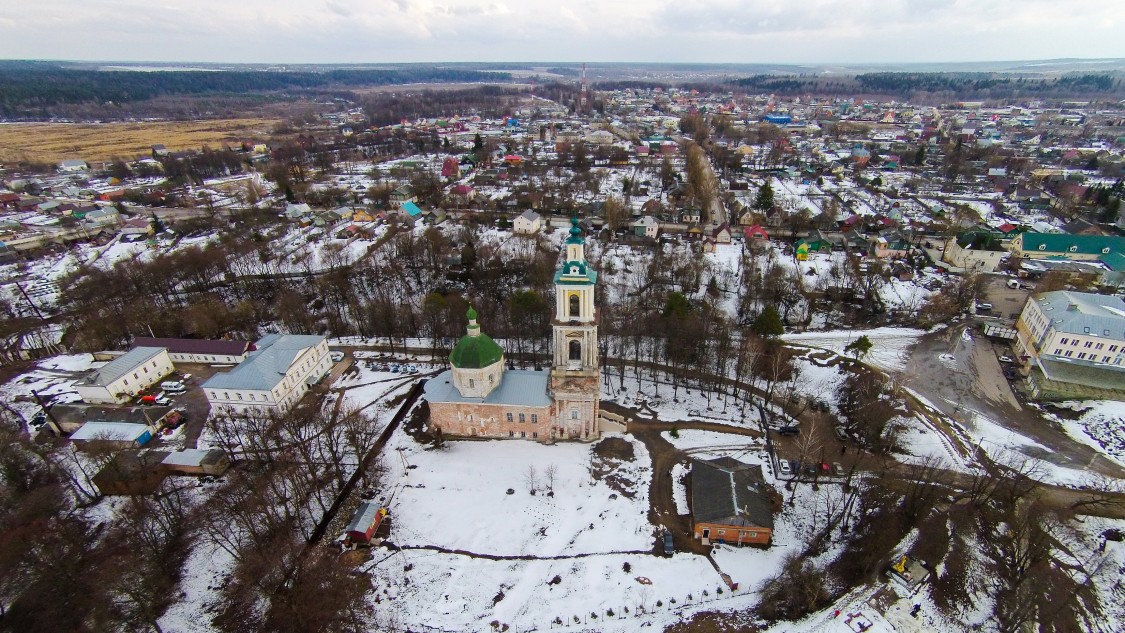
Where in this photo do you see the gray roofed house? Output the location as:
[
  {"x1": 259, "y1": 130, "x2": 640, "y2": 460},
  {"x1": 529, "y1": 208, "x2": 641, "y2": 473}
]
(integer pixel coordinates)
[
  {"x1": 203, "y1": 334, "x2": 325, "y2": 391},
  {"x1": 691, "y1": 457, "x2": 774, "y2": 545},
  {"x1": 202, "y1": 334, "x2": 331, "y2": 413},
  {"x1": 73, "y1": 346, "x2": 175, "y2": 404},
  {"x1": 76, "y1": 347, "x2": 166, "y2": 388}
]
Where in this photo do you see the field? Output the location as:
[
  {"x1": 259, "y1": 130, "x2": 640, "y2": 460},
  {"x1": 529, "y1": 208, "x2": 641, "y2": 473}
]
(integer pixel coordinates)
[{"x1": 0, "y1": 118, "x2": 279, "y2": 163}]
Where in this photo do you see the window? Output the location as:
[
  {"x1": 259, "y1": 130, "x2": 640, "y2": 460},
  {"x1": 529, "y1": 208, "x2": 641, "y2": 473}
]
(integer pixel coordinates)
[
  {"x1": 717, "y1": 530, "x2": 725, "y2": 536},
  {"x1": 1111, "y1": 345, "x2": 1119, "y2": 353},
  {"x1": 531, "y1": 414, "x2": 538, "y2": 424},
  {"x1": 1103, "y1": 247, "x2": 1111, "y2": 254},
  {"x1": 124, "y1": 378, "x2": 129, "y2": 385},
  {"x1": 223, "y1": 392, "x2": 230, "y2": 399},
  {"x1": 1096, "y1": 343, "x2": 1104, "y2": 350},
  {"x1": 569, "y1": 293, "x2": 580, "y2": 317},
  {"x1": 506, "y1": 413, "x2": 513, "y2": 422},
  {"x1": 1085, "y1": 341, "x2": 1092, "y2": 347},
  {"x1": 1078, "y1": 352, "x2": 1086, "y2": 359},
  {"x1": 1039, "y1": 244, "x2": 1046, "y2": 250},
  {"x1": 1065, "y1": 351, "x2": 1073, "y2": 357},
  {"x1": 1069, "y1": 245, "x2": 1078, "y2": 252},
  {"x1": 1071, "y1": 339, "x2": 1079, "y2": 346},
  {"x1": 1084, "y1": 328, "x2": 1091, "y2": 334},
  {"x1": 509, "y1": 431, "x2": 514, "y2": 437},
  {"x1": 532, "y1": 432, "x2": 538, "y2": 438},
  {"x1": 569, "y1": 339, "x2": 581, "y2": 361},
  {"x1": 520, "y1": 431, "x2": 526, "y2": 438},
  {"x1": 571, "y1": 409, "x2": 579, "y2": 420},
  {"x1": 1103, "y1": 356, "x2": 1111, "y2": 363},
  {"x1": 469, "y1": 378, "x2": 475, "y2": 388},
  {"x1": 489, "y1": 374, "x2": 494, "y2": 384},
  {"x1": 237, "y1": 393, "x2": 244, "y2": 400},
  {"x1": 748, "y1": 532, "x2": 757, "y2": 539},
  {"x1": 1061, "y1": 338, "x2": 1068, "y2": 344},
  {"x1": 1053, "y1": 349, "x2": 1062, "y2": 355},
  {"x1": 143, "y1": 367, "x2": 148, "y2": 374},
  {"x1": 519, "y1": 413, "x2": 526, "y2": 423}
]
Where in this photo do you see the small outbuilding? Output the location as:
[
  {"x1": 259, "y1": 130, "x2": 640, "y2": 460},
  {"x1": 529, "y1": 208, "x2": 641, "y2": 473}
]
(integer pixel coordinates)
[
  {"x1": 160, "y1": 449, "x2": 231, "y2": 476},
  {"x1": 691, "y1": 457, "x2": 775, "y2": 546},
  {"x1": 70, "y1": 421, "x2": 155, "y2": 450},
  {"x1": 345, "y1": 501, "x2": 388, "y2": 544}
]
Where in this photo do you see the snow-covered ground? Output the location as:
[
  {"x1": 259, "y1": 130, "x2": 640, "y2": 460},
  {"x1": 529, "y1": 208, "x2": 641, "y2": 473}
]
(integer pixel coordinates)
[
  {"x1": 783, "y1": 327, "x2": 927, "y2": 372},
  {"x1": 1048, "y1": 400, "x2": 1125, "y2": 466},
  {"x1": 0, "y1": 353, "x2": 97, "y2": 423}
]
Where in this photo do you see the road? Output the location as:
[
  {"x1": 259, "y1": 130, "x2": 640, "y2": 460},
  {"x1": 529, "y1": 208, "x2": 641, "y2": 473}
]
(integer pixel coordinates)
[{"x1": 899, "y1": 323, "x2": 1125, "y2": 480}]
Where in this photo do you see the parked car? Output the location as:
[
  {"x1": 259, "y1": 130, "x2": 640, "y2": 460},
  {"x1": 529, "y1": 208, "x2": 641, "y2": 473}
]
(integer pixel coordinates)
[
  {"x1": 153, "y1": 392, "x2": 172, "y2": 406},
  {"x1": 687, "y1": 409, "x2": 701, "y2": 417},
  {"x1": 833, "y1": 462, "x2": 844, "y2": 477},
  {"x1": 778, "y1": 460, "x2": 792, "y2": 476},
  {"x1": 776, "y1": 426, "x2": 800, "y2": 437},
  {"x1": 330, "y1": 351, "x2": 345, "y2": 362},
  {"x1": 1006, "y1": 279, "x2": 1022, "y2": 289},
  {"x1": 835, "y1": 426, "x2": 849, "y2": 441},
  {"x1": 161, "y1": 381, "x2": 186, "y2": 393},
  {"x1": 663, "y1": 531, "x2": 675, "y2": 555},
  {"x1": 998, "y1": 356, "x2": 1014, "y2": 363},
  {"x1": 976, "y1": 302, "x2": 993, "y2": 311}
]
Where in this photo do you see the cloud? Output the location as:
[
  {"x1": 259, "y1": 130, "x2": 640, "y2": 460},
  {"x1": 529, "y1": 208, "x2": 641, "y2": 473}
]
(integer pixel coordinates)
[{"x1": 0, "y1": 0, "x2": 1120, "y2": 63}]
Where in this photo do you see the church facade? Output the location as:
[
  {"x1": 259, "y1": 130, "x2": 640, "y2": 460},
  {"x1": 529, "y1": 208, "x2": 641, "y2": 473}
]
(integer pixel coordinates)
[{"x1": 423, "y1": 218, "x2": 601, "y2": 441}]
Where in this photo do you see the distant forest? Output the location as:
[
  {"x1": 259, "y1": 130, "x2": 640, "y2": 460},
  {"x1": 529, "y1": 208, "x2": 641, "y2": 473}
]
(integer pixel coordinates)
[
  {"x1": 727, "y1": 72, "x2": 1125, "y2": 101},
  {"x1": 0, "y1": 64, "x2": 513, "y2": 114}
]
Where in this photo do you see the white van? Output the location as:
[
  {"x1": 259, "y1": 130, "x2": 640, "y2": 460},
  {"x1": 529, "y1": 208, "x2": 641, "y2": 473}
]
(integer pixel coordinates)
[
  {"x1": 1006, "y1": 279, "x2": 1022, "y2": 289},
  {"x1": 161, "y1": 381, "x2": 186, "y2": 393}
]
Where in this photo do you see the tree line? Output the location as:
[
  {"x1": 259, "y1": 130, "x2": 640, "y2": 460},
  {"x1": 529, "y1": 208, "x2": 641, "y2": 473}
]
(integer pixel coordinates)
[{"x1": 0, "y1": 65, "x2": 514, "y2": 113}]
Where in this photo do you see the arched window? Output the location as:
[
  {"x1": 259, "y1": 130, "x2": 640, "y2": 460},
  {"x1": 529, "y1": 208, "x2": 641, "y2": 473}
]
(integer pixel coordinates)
[
  {"x1": 569, "y1": 339, "x2": 582, "y2": 361},
  {"x1": 569, "y1": 293, "x2": 580, "y2": 317}
]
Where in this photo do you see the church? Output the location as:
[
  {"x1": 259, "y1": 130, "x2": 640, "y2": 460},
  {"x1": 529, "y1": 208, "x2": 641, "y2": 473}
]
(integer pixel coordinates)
[{"x1": 423, "y1": 218, "x2": 600, "y2": 441}]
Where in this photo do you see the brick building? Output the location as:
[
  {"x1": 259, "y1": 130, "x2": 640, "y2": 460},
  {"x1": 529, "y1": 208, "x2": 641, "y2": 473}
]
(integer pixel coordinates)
[{"x1": 424, "y1": 218, "x2": 601, "y2": 441}]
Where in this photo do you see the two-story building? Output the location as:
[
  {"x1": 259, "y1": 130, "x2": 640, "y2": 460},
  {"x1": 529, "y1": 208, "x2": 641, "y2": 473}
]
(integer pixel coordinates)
[
  {"x1": 1014, "y1": 291, "x2": 1125, "y2": 399},
  {"x1": 202, "y1": 334, "x2": 332, "y2": 414},
  {"x1": 74, "y1": 347, "x2": 175, "y2": 404},
  {"x1": 131, "y1": 337, "x2": 251, "y2": 365}
]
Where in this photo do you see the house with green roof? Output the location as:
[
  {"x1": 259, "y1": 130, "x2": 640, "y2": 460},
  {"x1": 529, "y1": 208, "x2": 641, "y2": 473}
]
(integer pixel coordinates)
[{"x1": 1010, "y1": 232, "x2": 1125, "y2": 262}]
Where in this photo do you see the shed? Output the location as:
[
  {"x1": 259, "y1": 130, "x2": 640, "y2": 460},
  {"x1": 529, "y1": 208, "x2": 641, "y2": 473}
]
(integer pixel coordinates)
[
  {"x1": 345, "y1": 501, "x2": 388, "y2": 543},
  {"x1": 160, "y1": 449, "x2": 231, "y2": 476},
  {"x1": 70, "y1": 421, "x2": 154, "y2": 449},
  {"x1": 92, "y1": 450, "x2": 170, "y2": 495}
]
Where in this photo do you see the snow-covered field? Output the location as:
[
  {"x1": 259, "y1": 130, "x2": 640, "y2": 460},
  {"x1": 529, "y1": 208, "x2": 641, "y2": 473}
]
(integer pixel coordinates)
[{"x1": 784, "y1": 327, "x2": 927, "y2": 372}]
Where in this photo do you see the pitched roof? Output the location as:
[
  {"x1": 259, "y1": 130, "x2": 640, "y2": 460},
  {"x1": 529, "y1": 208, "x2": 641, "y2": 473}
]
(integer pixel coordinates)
[
  {"x1": 690, "y1": 457, "x2": 774, "y2": 529},
  {"x1": 1017, "y1": 232, "x2": 1125, "y2": 256},
  {"x1": 202, "y1": 334, "x2": 325, "y2": 391},
  {"x1": 70, "y1": 421, "x2": 151, "y2": 442},
  {"x1": 401, "y1": 201, "x2": 424, "y2": 218},
  {"x1": 132, "y1": 337, "x2": 252, "y2": 357},
  {"x1": 75, "y1": 347, "x2": 166, "y2": 387},
  {"x1": 518, "y1": 209, "x2": 540, "y2": 222}
]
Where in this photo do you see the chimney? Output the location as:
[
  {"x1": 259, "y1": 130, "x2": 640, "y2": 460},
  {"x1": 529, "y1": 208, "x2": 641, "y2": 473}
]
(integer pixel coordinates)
[{"x1": 1067, "y1": 303, "x2": 1078, "y2": 311}]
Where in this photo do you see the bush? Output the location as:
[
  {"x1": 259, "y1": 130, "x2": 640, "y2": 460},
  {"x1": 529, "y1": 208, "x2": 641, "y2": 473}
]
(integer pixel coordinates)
[
  {"x1": 622, "y1": 562, "x2": 631, "y2": 573},
  {"x1": 670, "y1": 426, "x2": 679, "y2": 439}
]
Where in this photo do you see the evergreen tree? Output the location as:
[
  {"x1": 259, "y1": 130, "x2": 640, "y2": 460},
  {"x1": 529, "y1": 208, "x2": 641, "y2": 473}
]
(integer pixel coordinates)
[
  {"x1": 753, "y1": 181, "x2": 775, "y2": 212},
  {"x1": 844, "y1": 335, "x2": 873, "y2": 359},
  {"x1": 751, "y1": 305, "x2": 783, "y2": 337}
]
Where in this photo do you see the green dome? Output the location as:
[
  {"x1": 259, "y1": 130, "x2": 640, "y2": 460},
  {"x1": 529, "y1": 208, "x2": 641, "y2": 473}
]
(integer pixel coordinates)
[{"x1": 449, "y1": 333, "x2": 504, "y2": 369}]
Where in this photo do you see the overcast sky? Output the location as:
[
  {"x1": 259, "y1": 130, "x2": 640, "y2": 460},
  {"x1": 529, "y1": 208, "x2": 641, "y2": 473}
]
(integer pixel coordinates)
[{"x1": 1, "y1": 0, "x2": 1122, "y2": 65}]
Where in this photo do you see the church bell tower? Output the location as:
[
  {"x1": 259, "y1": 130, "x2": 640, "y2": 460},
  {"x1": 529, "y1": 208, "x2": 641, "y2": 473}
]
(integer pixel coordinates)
[{"x1": 550, "y1": 217, "x2": 600, "y2": 440}]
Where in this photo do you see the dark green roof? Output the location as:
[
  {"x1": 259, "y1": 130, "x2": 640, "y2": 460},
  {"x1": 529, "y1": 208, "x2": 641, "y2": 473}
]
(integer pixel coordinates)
[
  {"x1": 566, "y1": 216, "x2": 584, "y2": 245},
  {"x1": 449, "y1": 333, "x2": 503, "y2": 369}
]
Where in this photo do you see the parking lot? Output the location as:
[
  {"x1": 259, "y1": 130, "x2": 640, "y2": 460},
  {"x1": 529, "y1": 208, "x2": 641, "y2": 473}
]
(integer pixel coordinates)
[{"x1": 980, "y1": 275, "x2": 1032, "y2": 321}]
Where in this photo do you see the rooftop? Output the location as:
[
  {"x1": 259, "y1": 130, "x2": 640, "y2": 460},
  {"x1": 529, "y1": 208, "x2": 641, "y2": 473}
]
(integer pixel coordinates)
[
  {"x1": 132, "y1": 337, "x2": 251, "y2": 357},
  {"x1": 70, "y1": 421, "x2": 152, "y2": 442},
  {"x1": 75, "y1": 347, "x2": 166, "y2": 388},
  {"x1": 424, "y1": 369, "x2": 552, "y2": 408},
  {"x1": 202, "y1": 334, "x2": 325, "y2": 392},
  {"x1": 691, "y1": 457, "x2": 774, "y2": 530},
  {"x1": 1036, "y1": 291, "x2": 1125, "y2": 339}
]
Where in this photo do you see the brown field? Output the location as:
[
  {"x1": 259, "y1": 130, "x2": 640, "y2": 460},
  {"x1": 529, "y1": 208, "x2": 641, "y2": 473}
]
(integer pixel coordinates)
[{"x1": 0, "y1": 118, "x2": 279, "y2": 164}]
